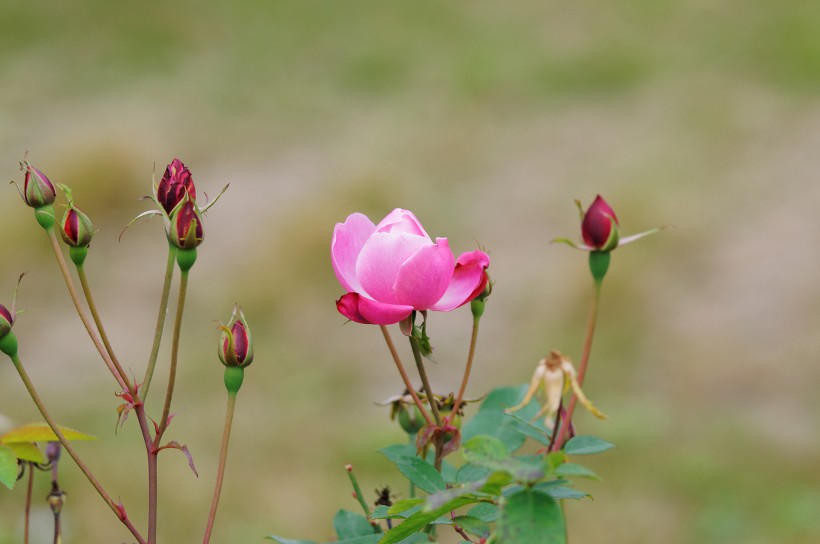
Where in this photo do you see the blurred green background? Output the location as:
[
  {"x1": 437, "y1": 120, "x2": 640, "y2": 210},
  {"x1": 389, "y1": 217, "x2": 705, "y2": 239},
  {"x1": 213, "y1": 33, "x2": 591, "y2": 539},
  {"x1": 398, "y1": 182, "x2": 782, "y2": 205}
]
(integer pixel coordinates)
[{"x1": 2, "y1": 0, "x2": 820, "y2": 542}]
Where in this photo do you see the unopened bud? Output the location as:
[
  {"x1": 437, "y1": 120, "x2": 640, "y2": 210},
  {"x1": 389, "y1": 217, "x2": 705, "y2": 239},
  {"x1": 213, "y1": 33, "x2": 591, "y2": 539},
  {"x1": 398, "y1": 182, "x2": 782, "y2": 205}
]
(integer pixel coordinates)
[
  {"x1": 156, "y1": 158, "x2": 196, "y2": 215},
  {"x1": 20, "y1": 162, "x2": 56, "y2": 209},
  {"x1": 218, "y1": 305, "x2": 254, "y2": 368},
  {"x1": 169, "y1": 199, "x2": 203, "y2": 250},
  {"x1": 61, "y1": 206, "x2": 94, "y2": 248},
  {"x1": 581, "y1": 195, "x2": 620, "y2": 252}
]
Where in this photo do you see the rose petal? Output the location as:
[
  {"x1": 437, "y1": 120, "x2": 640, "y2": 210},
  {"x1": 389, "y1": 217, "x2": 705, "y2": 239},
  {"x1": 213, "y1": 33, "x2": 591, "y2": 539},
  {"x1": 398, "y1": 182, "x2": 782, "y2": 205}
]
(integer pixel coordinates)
[
  {"x1": 430, "y1": 250, "x2": 490, "y2": 311},
  {"x1": 356, "y1": 232, "x2": 429, "y2": 303},
  {"x1": 374, "y1": 208, "x2": 430, "y2": 239},
  {"x1": 336, "y1": 292, "x2": 413, "y2": 325},
  {"x1": 394, "y1": 237, "x2": 455, "y2": 309},
  {"x1": 331, "y1": 213, "x2": 376, "y2": 293}
]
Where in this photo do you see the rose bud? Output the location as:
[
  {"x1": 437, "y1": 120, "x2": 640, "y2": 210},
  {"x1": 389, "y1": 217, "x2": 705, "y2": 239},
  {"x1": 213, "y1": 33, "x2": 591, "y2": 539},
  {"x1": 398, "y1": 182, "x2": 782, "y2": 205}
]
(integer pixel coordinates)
[
  {"x1": 60, "y1": 206, "x2": 94, "y2": 248},
  {"x1": 168, "y1": 199, "x2": 203, "y2": 250},
  {"x1": 581, "y1": 195, "x2": 620, "y2": 252},
  {"x1": 20, "y1": 162, "x2": 56, "y2": 209},
  {"x1": 219, "y1": 305, "x2": 254, "y2": 369},
  {"x1": 156, "y1": 158, "x2": 196, "y2": 215},
  {"x1": 0, "y1": 304, "x2": 13, "y2": 339}
]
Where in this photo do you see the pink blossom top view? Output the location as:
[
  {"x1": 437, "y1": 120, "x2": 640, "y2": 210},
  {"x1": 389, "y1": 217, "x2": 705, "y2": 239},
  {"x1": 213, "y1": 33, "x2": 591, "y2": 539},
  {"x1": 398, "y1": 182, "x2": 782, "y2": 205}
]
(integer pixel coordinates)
[{"x1": 332, "y1": 208, "x2": 490, "y2": 325}]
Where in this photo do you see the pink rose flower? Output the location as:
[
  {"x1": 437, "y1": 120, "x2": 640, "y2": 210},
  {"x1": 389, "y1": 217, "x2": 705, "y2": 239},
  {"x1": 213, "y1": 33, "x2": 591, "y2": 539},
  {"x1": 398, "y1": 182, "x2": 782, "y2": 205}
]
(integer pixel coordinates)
[{"x1": 332, "y1": 209, "x2": 490, "y2": 325}]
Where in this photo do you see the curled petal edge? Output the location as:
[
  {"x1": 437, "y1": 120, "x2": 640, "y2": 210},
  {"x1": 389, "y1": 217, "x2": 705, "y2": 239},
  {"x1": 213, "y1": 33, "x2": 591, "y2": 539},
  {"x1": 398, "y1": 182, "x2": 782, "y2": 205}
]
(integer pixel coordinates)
[{"x1": 336, "y1": 293, "x2": 414, "y2": 325}]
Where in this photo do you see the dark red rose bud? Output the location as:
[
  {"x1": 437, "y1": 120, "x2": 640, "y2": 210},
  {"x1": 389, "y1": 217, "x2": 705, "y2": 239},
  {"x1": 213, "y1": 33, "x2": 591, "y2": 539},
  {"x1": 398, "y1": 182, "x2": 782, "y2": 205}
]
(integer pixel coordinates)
[
  {"x1": 60, "y1": 206, "x2": 94, "y2": 248},
  {"x1": 219, "y1": 306, "x2": 254, "y2": 368},
  {"x1": 156, "y1": 158, "x2": 196, "y2": 215},
  {"x1": 20, "y1": 162, "x2": 56, "y2": 208},
  {"x1": 581, "y1": 195, "x2": 620, "y2": 251},
  {"x1": 0, "y1": 304, "x2": 13, "y2": 338},
  {"x1": 168, "y1": 199, "x2": 203, "y2": 249}
]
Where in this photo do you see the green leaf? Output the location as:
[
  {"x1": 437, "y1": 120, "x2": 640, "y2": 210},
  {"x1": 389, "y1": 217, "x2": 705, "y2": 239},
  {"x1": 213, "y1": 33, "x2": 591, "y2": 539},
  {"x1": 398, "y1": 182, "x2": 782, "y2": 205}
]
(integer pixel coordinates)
[
  {"x1": 0, "y1": 445, "x2": 17, "y2": 490},
  {"x1": 0, "y1": 423, "x2": 96, "y2": 443},
  {"x1": 329, "y1": 536, "x2": 381, "y2": 544},
  {"x1": 462, "y1": 436, "x2": 544, "y2": 484},
  {"x1": 379, "y1": 444, "x2": 415, "y2": 463},
  {"x1": 564, "y1": 435, "x2": 614, "y2": 455},
  {"x1": 393, "y1": 455, "x2": 446, "y2": 493},
  {"x1": 463, "y1": 435, "x2": 510, "y2": 464},
  {"x1": 379, "y1": 496, "x2": 480, "y2": 544},
  {"x1": 5, "y1": 442, "x2": 45, "y2": 464},
  {"x1": 388, "y1": 498, "x2": 424, "y2": 516},
  {"x1": 463, "y1": 385, "x2": 540, "y2": 452},
  {"x1": 554, "y1": 463, "x2": 600, "y2": 480},
  {"x1": 506, "y1": 411, "x2": 551, "y2": 446},
  {"x1": 333, "y1": 509, "x2": 376, "y2": 539},
  {"x1": 467, "y1": 503, "x2": 499, "y2": 523},
  {"x1": 541, "y1": 485, "x2": 590, "y2": 500},
  {"x1": 394, "y1": 535, "x2": 429, "y2": 544},
  {"x1": 494, "y1": 490, "x2": 565, "y2": 544},
  {"x1": 456, "y1": 463, "x2": 491, "y2": 484},
  {"x1": 453, "y1": 515, "x2": 490, "y2": 538},
  {"x1": 264, "y1": 537, "x2": 315, "y2": 544}
]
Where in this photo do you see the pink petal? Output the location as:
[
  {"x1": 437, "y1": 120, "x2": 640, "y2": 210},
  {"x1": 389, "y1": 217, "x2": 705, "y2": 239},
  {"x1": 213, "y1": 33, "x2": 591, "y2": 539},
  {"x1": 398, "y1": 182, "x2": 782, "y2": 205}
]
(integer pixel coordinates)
[
  {"x1": 356, "y1": 232, "x2": 429, "y2": 303},
  {"x1": 394, "y1": 237, "x2": 455, "y2": 309},
  {"x1": 336, "y1": 293, "x2": 413, "y2": 325},
  {"x1": 332, "y1": 213, "x2": 376, "y2": 293},
  {"x1": 374, "y1": 208, "x2": 430, "y2": 239},
  {"x1": 430, "y1": 250, "x2": 490, "y2": 311}
]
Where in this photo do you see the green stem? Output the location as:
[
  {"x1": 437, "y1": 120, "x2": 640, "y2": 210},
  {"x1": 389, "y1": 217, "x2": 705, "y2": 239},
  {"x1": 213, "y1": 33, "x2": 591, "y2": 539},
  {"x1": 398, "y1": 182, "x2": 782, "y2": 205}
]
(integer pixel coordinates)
[
  {"x1": 134, "y1": 406, "x2": 157, "y2": 544},
  {"x1": 408, "y1": 434, "x2": 416, "y2": 499},
  {"x1": 379, "y1": 326, "x2": 434, "y2": 427},
  {"x1": 345, "y1": 464, "x2": 372, "y2": 520},
  {"x1": 551, "y1": 281, "x2": 602, "y2": 452},
  {"x1": 157, "y1": 268, "x2": 189, "y2": 440},
  {"x1": 45, "y1": 229, "x2": 130, "y2": 392},
  {"x1": 202, "y1": 392, "x2": 237, "y2": 544},
  {"x1": 142, "y1": 245, "x2": 176, "y2": 398},
  {"x1": 24, "y1": 462, "x2": 33, "y2": 544},
  {"x1": 75, "y1": 264, "x2": 133, "y2": 394},
  {"x1": 452, "y1": 315, "x2": 481, "y2": 419},
  {"x1": 409, "y1": 337, "x2": 441, "y2": 427},
  {"x1": 10, "y1": 353, "x2": 147, "y2": 544}
]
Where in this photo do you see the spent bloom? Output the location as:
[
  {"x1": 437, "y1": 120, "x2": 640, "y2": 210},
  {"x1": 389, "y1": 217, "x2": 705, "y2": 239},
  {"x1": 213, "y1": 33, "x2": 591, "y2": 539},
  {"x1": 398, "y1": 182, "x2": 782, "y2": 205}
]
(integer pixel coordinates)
[
  {"x1": 219, "y1": 305, "x2": 253, "y2": 368},
  {"x1": 332, "y1": 208, "x2": 489, "y2": 325},
  {"x1": 156, "y1": 158, "x2": 196, "y2": 215}
]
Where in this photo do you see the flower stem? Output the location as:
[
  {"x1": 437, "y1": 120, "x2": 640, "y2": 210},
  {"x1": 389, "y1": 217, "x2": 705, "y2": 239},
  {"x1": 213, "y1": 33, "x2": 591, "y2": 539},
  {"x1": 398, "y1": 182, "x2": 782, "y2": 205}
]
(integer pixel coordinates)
[
  {"x1": 345, "y1": 464, "x2": 372, "y2": 520},
  {"x1": 157, "y1": 268, "x2": 189, "y2": 439},
  {"x1": 24, "y1": 462, "x2": 33, "y2": 544},
  {"x1": 142, "y1": 244, "x2": 176, "y2": 399},
  {"x1": 202, "y1": 392, "x2": 237, "y2": 544},
  {"x1": 551, "y1": 281, "x2": 602, "y2": 452},
  {"x1": 134, "y1": 405, "x2": 157, "y2": 544},
  {"x1": 379, "y1": 325, "x2": 434, "y2": 427},
  {"x1": 452, "y1": 315, "x2": 481, "y2": 419},
  {"x1": 75, "y1": 264, "x2": 133, "y2": 394},
  {"x1": 45, "y1": 229, "x2": 130, "y2": 392},
  {"x1": 409, "y1": 337, "x2": 441, "y2": 427},
  {"x1": 10, "y1": 353, "x2": 147, "y2": 544}
]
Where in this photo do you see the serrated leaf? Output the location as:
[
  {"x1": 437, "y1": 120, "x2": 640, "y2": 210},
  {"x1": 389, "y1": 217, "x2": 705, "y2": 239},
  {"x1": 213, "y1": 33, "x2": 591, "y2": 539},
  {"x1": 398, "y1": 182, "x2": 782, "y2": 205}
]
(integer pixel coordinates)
[
  {"x1": 393, "y1": 535, "x2": 429, "y2": 544},
  {"x1": 452, "y1": 515, "x2": 490, "y2": 538},
  {"x1": 494, "y1": 489, "x2": 565, "y2": 544},
  {"x1": 264, "y1": 536, "x2": 315, "y2": 544},
  {"x1": 0, "y1": 445, "x2": 17, "y2": 490},
  {"x1": 463, "y1": 385, "x2": 540, "y2": 453},
  {"x1": 456, "y1": 463, "x2": 491, "y2": 484},
  {"x1": 379, "y1": 444, "x2": 415, "y2": 463},
  {"x1": 5, "y1": 442, "x2": 45, "y2": 464},
  {"x1": 564, "y1": 435, "x2": 614, "y2": 455},
  {"x1": 467, "y1": 502, "x2": 499, "y2": 523},
  {"x1": 463, "y1": 436, "x2": 544, "y2": 484},
  {"x1": 379, "y1": 496, "x2": 480, "y2": 544},
  {"x1": 554, "y1": 463, "x2": 600, "y2": 480},
  {"x1": 392, "y1": 456, "x2": 445, "y2": 494},
  {"x1": 333, "y1": 509, "x2": 376, "y2": 539},
  {"x1": 541, "y1": 485, "x2": 590, "y2": 500},
  {"x1": 0, "y1": 423, "x2": 96, "y2": 444}
]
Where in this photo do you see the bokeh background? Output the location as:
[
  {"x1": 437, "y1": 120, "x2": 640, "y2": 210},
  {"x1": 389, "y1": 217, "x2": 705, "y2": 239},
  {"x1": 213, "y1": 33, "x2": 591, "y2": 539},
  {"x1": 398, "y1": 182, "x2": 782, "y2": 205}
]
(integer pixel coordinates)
[{"x1": 2, "y1": 1, "x2": 820, "y2": 542}]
